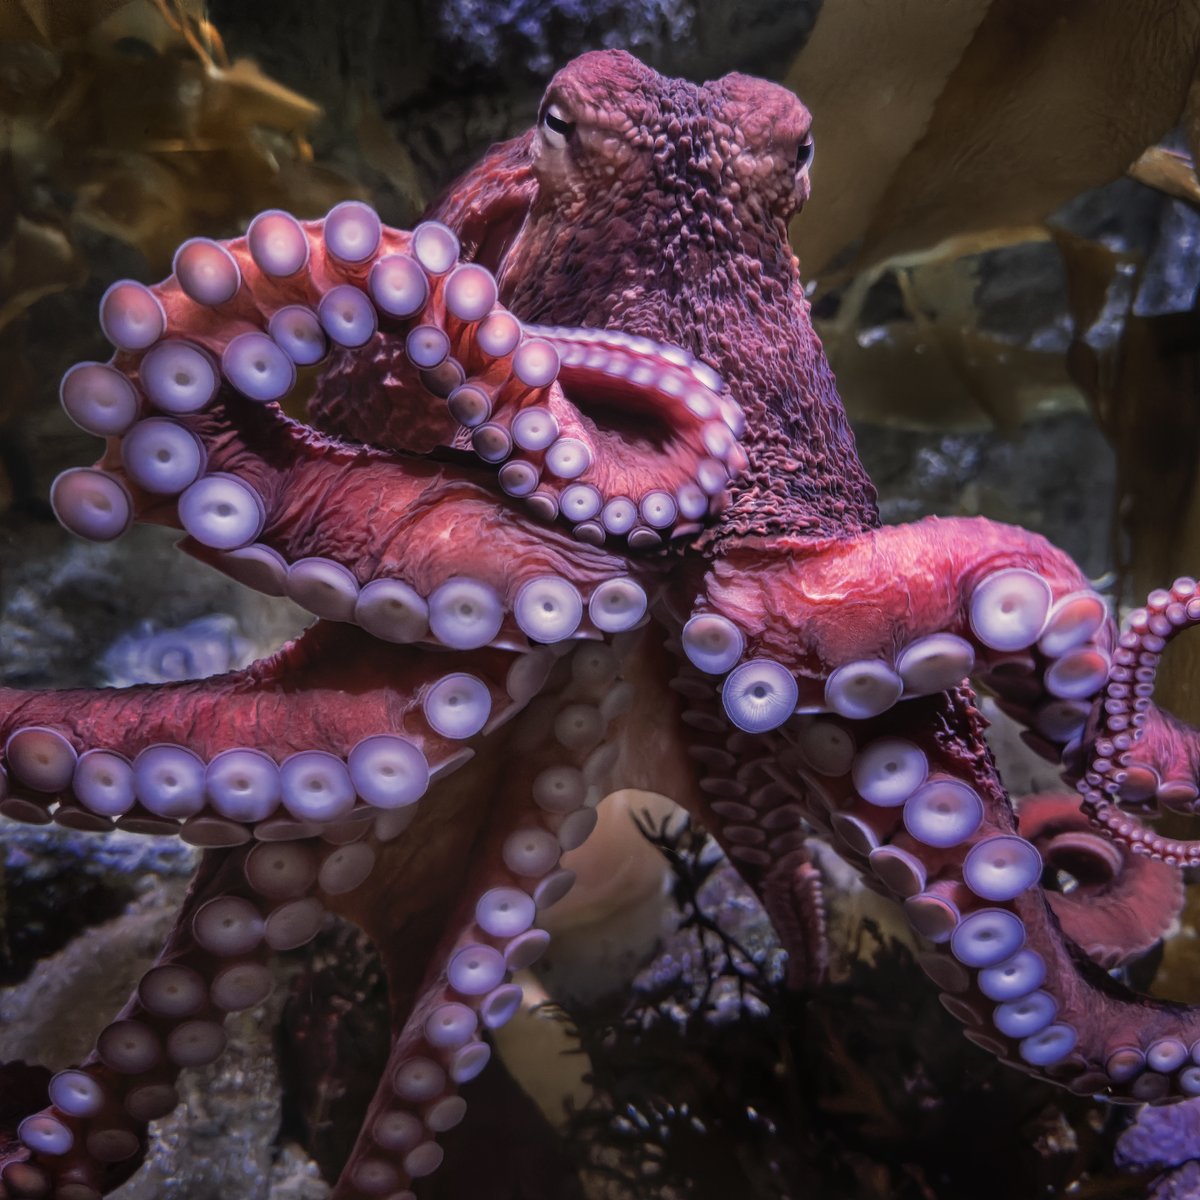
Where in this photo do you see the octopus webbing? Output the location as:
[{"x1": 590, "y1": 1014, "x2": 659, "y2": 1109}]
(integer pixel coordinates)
[{"x1": 1, "y1": 47, "x2": 1199, "y2": 1199}]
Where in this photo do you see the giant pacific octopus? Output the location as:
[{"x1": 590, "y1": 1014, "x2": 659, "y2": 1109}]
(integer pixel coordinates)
[{"x1": 2, "y1": 47, "x2": 1200, "y2": 1199}]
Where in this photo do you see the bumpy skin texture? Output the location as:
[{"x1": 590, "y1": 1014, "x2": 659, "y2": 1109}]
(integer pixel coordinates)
[{"x1": 2, "y1": 48, "x2": 1200, "y2": 1198}]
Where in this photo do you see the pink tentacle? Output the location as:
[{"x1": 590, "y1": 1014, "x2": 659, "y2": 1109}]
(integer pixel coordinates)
[
  {"x1": 60, "y1": 205, "x2": 743, "y2": 563},
  {"x1": 306, "y1": 637, "x2": 643, "y2": 1197},
  {"x1": 687, "y1": 515, "x2": 1113, "y2": 741},
  {"x1": 0, "y1": 624, "x2": 520, "y2": 841},
  {"x1": 0, "y1": 847, "x2": 283, "y2": 1197},
  {"x1": 1079, "y1": 578, "x2": 1200, "y2": 863},
  {"x1": 1017, "y1": 792, "x2": 1184, "y2": 968},
  {"x1": 670, "y1": 538, "x2": 1200, "y2": 1104}
]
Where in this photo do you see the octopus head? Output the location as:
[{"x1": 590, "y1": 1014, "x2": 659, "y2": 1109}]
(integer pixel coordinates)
[
  {"x1": 431, "y1": 48, "x2": 875, "y2": 540},
  {"x1": 499, "y1": 49, "x2": 815, "y2": 339}
]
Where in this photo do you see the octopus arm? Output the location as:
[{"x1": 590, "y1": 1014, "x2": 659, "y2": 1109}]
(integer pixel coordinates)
[
  {"x1": 689, "y1": 520, "x2": 1200, "y2": 871},
  {"x1": 674, "y1": 537, "x2": 1200, "y2": 1101},
  {"x1": 706, "y1": 679, "x2": 1200, "y2": 1099},
  {"x1": 0, "y1": 847, "x2": 274, "y2": 1197},
  {"x1": 62, "y1": 341, "x2": 663, "y2": 649},
  {"x1": 0, "y1": 622, "x2": 653, "y2": 1198},
  {"x1": 328, "y1": 635, "x2": 639, "y2": 1197},
  {"x1": 424, "y1": 129, "x2": 539, "y2": 270},
  {"x1": 1075, "y1": 577, "x2": 1200, "y2": 865},
  {"x1": 1017, "y1": 792, "x2": 1185, "y2": 969},
  {"x1": 58, "y1": 204, "x2": 745, "y2": 575},
  {"x1": 694, "y1": 516, "x2": 1118, "y2": 760},
  {"x1": 0, "y1": 625, "x2": 526, "y2": 837}
]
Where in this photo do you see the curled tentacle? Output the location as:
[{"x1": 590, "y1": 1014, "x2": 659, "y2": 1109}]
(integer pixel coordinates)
[
  {"x1": 1017, "y1": 792, "x2": 1184, "y2": 969},
  {"x1": 1076, "y1": 578, "x2": 1200, "y2": 863},
  {"x1": 61, "y1": 205, "x2": 744, "y2": 560},
  {"x1": 61, "y1": 357, "x2": 654, "y2": 652}
]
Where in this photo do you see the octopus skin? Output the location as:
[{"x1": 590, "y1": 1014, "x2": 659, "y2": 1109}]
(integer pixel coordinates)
[{"x1": 1, "y1": 48, "x2": 1200, "y2": 1198}]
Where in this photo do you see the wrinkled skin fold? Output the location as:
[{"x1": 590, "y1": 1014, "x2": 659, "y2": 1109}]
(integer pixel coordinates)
[{"x1": 1, "y1": 48, "x2": 1199, "y2": 1199}]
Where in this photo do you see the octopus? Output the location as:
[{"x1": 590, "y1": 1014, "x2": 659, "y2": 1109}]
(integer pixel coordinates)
[{"x1": 1, "y1": 46, "x2": 1199, "y2": 1200}]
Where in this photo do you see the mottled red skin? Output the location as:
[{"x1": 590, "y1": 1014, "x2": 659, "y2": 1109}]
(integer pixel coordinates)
[{"x1": 1, "y1": 48, "x2": 1200, "y2": 1198}]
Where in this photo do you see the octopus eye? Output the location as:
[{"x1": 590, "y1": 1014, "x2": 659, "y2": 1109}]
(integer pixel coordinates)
[
  {"x1": 541, "y1": 103, "x2": 575, "y2": 150},
  {"x1": 796, "y1": 134, "x2": 815, "y2": 176}
]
